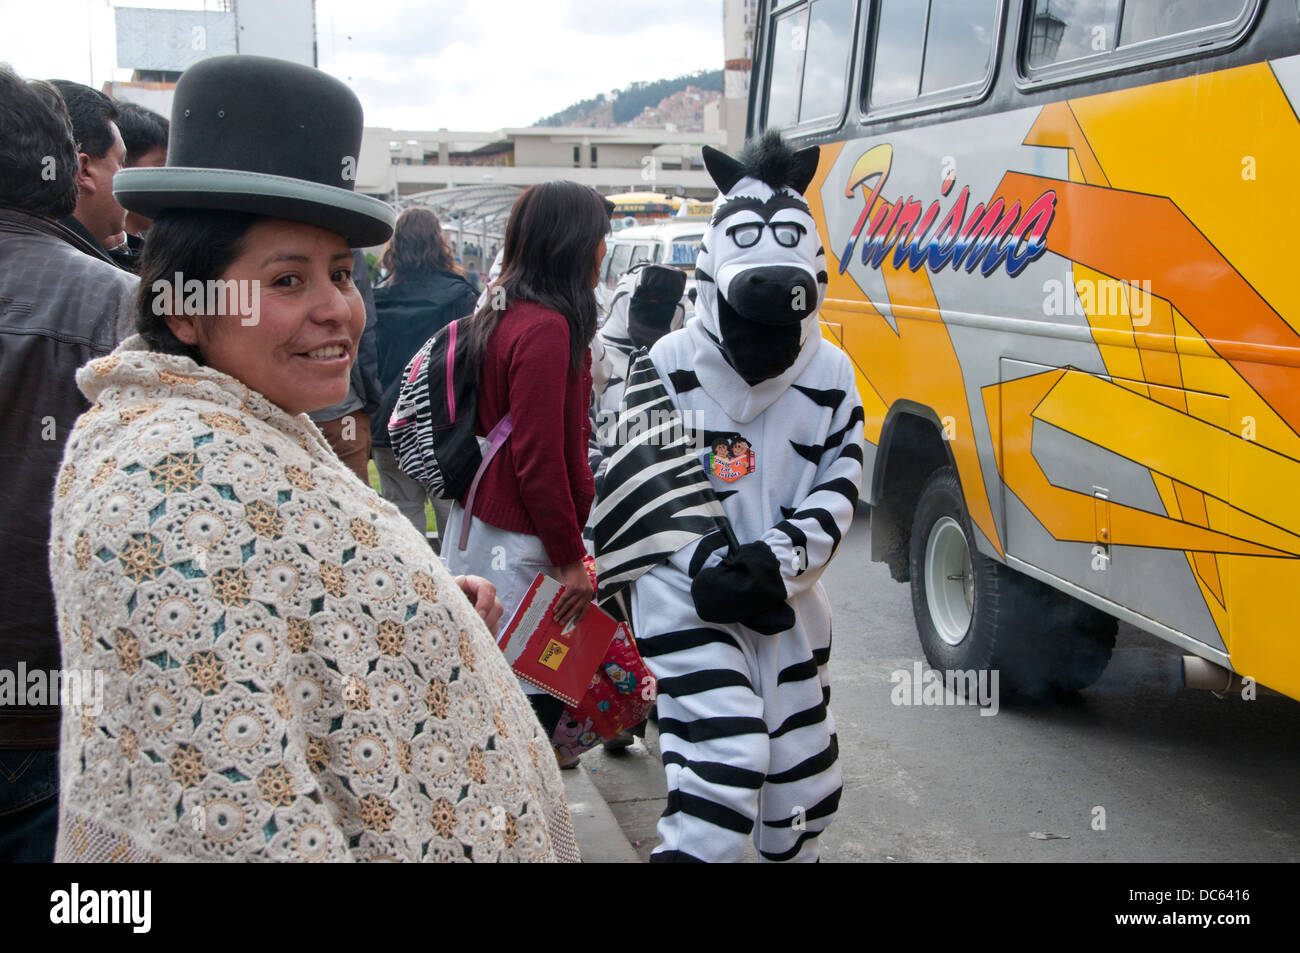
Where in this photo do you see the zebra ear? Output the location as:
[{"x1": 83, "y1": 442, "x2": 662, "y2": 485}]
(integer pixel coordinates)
[
  {"x1": 789, "y1": 145, "x2": 821, "y2": 195},
  {"x1": 703, "y1": 146, "x2": 745, "y2": 195}
]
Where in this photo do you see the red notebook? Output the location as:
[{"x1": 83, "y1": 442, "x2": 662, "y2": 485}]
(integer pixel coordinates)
[{"x1": 497, "y1": 573, "x2": 620, "y2": 707}]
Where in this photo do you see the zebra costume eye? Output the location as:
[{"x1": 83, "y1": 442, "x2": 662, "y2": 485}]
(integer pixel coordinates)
[
  {"x1": 727, "y1": 223, "x2": 763, "y2": 248},
  {"x1": 725, "y1": 221, "x2": 807, "y2": 249},
  {"x1": 772, "y1": 222, "x2": 805, "y2": 248}
]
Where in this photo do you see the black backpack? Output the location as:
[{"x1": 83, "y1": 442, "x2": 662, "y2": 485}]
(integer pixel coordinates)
[{"x1": 387, "y1": 318, "x2": 512, "y2": 518}]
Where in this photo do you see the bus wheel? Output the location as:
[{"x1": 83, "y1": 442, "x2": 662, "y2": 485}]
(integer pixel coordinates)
[{"x1": 908, "y1": 467, "x2": 1116, "y2": 699}]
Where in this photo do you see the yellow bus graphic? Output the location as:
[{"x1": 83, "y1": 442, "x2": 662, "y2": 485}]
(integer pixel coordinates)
[{"x1": 803, "y1": 56, "x2": 1300, "y2": 701}]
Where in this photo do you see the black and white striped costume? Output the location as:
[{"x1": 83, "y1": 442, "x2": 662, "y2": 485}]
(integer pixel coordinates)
[
  {"x1": 590, "y1": 265, "x2": 687, "y2": 478},
  {"x1": 624, "y1": 134, "x2": 864, "y2": 862}
]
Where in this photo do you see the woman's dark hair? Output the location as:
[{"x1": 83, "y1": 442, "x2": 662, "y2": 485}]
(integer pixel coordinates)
[
  {"x1": 135, "y1": 208, "x2": 262, "y2": 362},
  {"x1": 380, "y1": 206, "x2": 462, "y2": 282},
  {"x1": 0, "y1": 68, "x2": 78, "y2": 218},
  {"x1": 463, "y1": 181, "x2": 610, "y2": 373}
]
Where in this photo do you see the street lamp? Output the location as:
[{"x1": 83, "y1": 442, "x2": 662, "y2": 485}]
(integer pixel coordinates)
[{"x1": 1030, "y1": 2, "x2": 1067, "y2": 63}]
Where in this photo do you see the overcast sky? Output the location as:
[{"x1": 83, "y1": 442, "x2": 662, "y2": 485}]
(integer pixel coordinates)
[{"x1": 0, "y1": 0, "x2": 725, "y2": 129}]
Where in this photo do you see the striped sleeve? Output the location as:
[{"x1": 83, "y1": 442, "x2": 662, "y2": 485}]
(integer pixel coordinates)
[{"x1": 761, "y1": 356, "x2": 864, "y2": 599}]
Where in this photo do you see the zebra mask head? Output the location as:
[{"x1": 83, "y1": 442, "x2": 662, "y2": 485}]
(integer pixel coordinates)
[{"x1": 696, "y1": 131, "x2": 825, "y2": 385}]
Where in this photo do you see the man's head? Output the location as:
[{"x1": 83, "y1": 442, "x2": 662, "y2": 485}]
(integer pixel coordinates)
[
  {"x1": 114, "y1": 101, "x2": 168, "y2": 235},
  {"x1": 0, "y1": 65, "x2": 79, "y2": 219},
  {"x1": 49, "y1": 80, "x2": 126, "y2": 245}
]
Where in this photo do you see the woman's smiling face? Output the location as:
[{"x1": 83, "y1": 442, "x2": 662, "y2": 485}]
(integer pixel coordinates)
[{"x1": 165, "y1": 218, "x2": 363, "y2": 416}]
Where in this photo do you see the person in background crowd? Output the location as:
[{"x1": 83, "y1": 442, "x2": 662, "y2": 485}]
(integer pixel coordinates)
[
  {"x1": 588, "y1": 262, "x2": 687, "y2": 482},
  {"x1": 307, "y1": 249, "x2": 383, "y2": 484},
  {"x1": 48, "y1": 80, "x2": 127, "y2": 268},
  {"x1": 105, "y1": 100, "x2": 169, "y2": 272},
  {"x1": 443, "y1": 181, "x2": 609, "y2": 747},
  {"x1": 473, "y1": 246, "x2": 505, "y2": 311},
  {"x1": 371, "y1": 207, "x2": 479, "y2": 550},
  {"x1": 0, "y1": 65, "x2": 138, "y2": 862},
  {"x1": 584, "y1": 262, "x2": 686, "y2": 752},
  {"x1": 473, "y1": 193, "x2": 613, "y2": 317},
  {"x1": 47, "y1": 54, "x2": 577, "y2": 862}
]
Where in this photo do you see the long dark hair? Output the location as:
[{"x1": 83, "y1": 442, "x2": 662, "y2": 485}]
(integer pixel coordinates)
[
  {"x1": 135, "y1": 208, "x2": 261, "y2": 362},
  {"x1": 380, "y1": 206, "x2": 463, "y2": 282},
  {"x1": 463, "y1": 181, "x2": 610, "y2": 373}
]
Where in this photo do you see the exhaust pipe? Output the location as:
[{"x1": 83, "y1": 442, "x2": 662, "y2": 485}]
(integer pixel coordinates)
[{"x1": 1182, "y1": 656, "x2": 1249, "y2": 694}]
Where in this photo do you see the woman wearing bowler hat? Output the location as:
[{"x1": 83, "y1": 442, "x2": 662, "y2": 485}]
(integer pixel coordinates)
[{"x1": 47, "y1": 56, "x2": 579, "y2": 862}]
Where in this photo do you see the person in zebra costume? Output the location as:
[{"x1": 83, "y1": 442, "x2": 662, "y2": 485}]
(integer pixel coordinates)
[
  {"x1": 589, "y1": 263, "x2": 687, "y2": 479},
  {"x1": 611, "y1": 131, "x2": 864, "y2": 862}
]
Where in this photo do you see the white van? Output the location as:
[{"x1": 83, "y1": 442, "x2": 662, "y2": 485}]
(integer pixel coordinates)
[{"x1": 599, "y1": 220, "x2": 708, "y2": 298}]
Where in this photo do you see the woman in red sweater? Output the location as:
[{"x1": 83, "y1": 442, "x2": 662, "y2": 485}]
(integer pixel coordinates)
[{"x1": 444, "y1": 181, "x2": 609, "y2": 737}]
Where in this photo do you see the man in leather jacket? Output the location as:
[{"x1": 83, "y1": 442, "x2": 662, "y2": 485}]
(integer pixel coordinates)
[{"x1": 0, "y1": 67, "x2": 137, "y2": 861}]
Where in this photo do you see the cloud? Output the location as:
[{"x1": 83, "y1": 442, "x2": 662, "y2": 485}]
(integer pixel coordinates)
[
  {"x1": 563, "y1": 0, "x2": 721, "y2": 37},
  {"x1": 0, "y1": 0, "x2": 119, "y2": 85},
  {"x1": 0, "y1": 0, "x2": 727, "y2": 131},
  {"x1": 316, "y1": 0, "x2": 485, "y2": 60},
  {"x1": 323, "y1": 0, "x2": 725, "y2": 128}
]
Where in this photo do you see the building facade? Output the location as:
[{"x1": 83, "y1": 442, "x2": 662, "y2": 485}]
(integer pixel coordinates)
[
  {"x1": 356, "y1": 126, "x2": 725, "y2": 201},
  {"x1": 107, "y1": 0, "x2": 315, "y2": 115}
]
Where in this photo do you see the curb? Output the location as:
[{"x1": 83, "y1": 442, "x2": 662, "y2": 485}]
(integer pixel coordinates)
[{"x1": 561, "y1": 762, "x2": 641, "y2": 863}]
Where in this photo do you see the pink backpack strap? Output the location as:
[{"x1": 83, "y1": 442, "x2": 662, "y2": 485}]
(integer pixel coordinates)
[
  {"x1": 444, "y1": 320, "x2": 458, "y2": 420},
  {"x1": 458, "y1": 412, "x2": 513, "y2": 551}
]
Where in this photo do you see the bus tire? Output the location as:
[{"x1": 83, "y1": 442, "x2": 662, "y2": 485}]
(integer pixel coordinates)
[{"x1": 908, "y1": 467, "x2": 1116, "y2": 700}]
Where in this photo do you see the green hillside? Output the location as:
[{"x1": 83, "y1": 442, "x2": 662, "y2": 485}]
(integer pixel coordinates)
[{"x1": 534, "y1": 69, "x2": 723, "y2": 127}]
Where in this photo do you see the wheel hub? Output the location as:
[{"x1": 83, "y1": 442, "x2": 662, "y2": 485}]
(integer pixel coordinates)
[{"x1": 924, "y1": 516, "x2": 974, "y2": 646}]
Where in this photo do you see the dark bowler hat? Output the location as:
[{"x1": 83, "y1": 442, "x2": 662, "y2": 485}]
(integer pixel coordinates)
[{"x1": 114, "y1": 55, "x2": 394, "y2": 246}]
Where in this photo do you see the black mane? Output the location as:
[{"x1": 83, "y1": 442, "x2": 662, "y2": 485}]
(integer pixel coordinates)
[
  {"x1": 736, "y1": 130, "x2": 804, "y2": 192},
  {"x1": 702, "y1": 132, "x2": 820, "y2": 196}
]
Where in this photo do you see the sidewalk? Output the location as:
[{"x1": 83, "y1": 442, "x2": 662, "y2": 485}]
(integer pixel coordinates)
[
  {"x1": 560, "y1": 754, "x2": 642, "y2": 863},
  {"x1": 569, "y1": 722, "x2": 760, "y2": 862}
]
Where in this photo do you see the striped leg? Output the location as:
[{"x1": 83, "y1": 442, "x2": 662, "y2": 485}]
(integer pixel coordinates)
[
  {"x1": 635, "y1": 569, "x2": 768, "y2": 862},
  {"x1": 642, "y1": 624, "x2": 768, "y2": 863},
  {"x1": 755, "y1": 732, "x2": 841, "y2": 862},
  {"x1": 753, "y1": 588, "x2": 841, "y2": 862}
]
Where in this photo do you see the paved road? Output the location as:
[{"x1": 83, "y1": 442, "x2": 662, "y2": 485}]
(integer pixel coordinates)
[{"x1": 585, "y1": 505, "x2": 1300, "y2": 862}]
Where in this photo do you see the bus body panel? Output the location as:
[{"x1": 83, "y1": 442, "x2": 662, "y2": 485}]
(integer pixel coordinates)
[{"x1": 794, "y1": 49, "x2": 1300, "y2": 701}]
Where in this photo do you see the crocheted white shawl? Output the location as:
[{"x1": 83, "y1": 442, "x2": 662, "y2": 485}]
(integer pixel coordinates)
[{"x1": 48, "y1": 337, "x2": 578, "y2": 862}]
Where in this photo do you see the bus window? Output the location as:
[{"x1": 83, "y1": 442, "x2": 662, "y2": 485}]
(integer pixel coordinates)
[
  {"x1": 764, "y1": 0, "x2": 857, "y2": 129},
  {"x1": 799, "y1": 0, "x2": 856, "y2": 121},
  {"x1": 1025, "y1": 0, "x2": 1253, "y2": 72},
  {"x1": 869, "y1": 0, "x2": 926, "y2": 107},
  {"x1": 666, "y1": 237, "x2": 703, "y2": 266},
  {"x1": 1026, "y1": 0, "x2": 1120, "y2": 68},
  {"x1": 767, "y1": 7, "x2": 809, "y2": 128},
  {"x1": 630, "y1": 244, "x2": 653, "y2": 268},
  {"x1": 608, "y1": 243, "x2": 632, "y2": 285},
  {"x1": 868, "y1": 0, "x2": 1000, "y2": 111},
  {"x1": 921, "y1": 0, "x2": 1001, "y2": 95},
  {"x1": 1119, "y1": 0, "x2": 1250, "y2": 47}
]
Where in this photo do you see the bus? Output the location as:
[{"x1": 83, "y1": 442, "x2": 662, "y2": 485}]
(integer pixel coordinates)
[
  {"x1": 748, "y1": 0, "x2": 1300, "y2": 701},
  {"x1": 605, "y1": 191, "x2": 681, "y2": 224}
]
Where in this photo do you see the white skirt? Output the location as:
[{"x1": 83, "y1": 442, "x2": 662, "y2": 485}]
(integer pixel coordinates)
[{"x1": 442, "y1": 502, "x2": 556, "y2": 696}]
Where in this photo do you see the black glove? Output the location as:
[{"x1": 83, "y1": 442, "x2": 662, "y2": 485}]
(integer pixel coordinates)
[
  {"x1": 627, "y1": 265, "x2": 687, "y2": 350},
  {"x1": 741, "y1": 601, "x2": 796, "y2": 636},
  {"x1": 691, "y1": 541, "x2": 794, "y2": 634}
]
